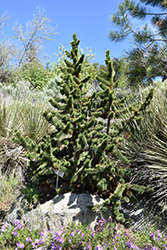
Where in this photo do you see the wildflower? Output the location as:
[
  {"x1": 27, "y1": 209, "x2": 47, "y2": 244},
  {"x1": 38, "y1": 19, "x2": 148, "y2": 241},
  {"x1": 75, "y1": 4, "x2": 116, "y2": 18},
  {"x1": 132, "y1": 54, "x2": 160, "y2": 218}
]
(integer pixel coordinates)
[
  {"x1": 79, "y1": 240, "x2": 83, "y2": 245},
  {"x1": 26, "y1": 237, "x2": 32, "y2": 242},
  {"x1": 113, "y1": 232, "x2": 118, "y2": 239},
  {"x1": 69, "y1": 238, "x2": 72, "y2": 243},
  {"x1": 1, "y1": 222, "x2": 7, "y2": 231},
  {"x1": 157, "y1": 230, "x2": 162, "y2": 240},
  {"x1": 51, "y1": 241, "x2": 56, "y2": 250},
  {"x1": 16, "y1": 241, "x2": 24, "y2": 249},
  {"x1": 77, "y1": 229, "x2": 81, "y2": 234},
  {"x1": 126, "y1": 241, "x2": 140, "y2": 249},
  {"x1": 84, "y1": 242, "x2": 91, "y2": 249},
  {"x1": 95, "y1": 244, "x2": 103, "y2": 250},
  {"x1": 152, "y1": 246, "x2": 159, "y2": 250},
  {"x1": 150, "y1": 232, "x2": 156, "y2": 241},
  {"x1": 69, "y1": 231, "x2": 75, "y2": 237},
  {"x1": 32, "y1": 238, "x2": 41, "y2": 248},
  {"x1": 99, "y1": 218, "x2": 106, "y2": 226},
  {"x1": 52, "y1": 229, "x2": 64, "y2": 244},
  {"x1": 12, "y1": 230, "x2": 19, "y2": 237},
  {"x1": 41, "y1": 216, "x2": 45, "y2": 222},
  {"x1": 81, "y1": 233, "x2": 85, "y2": 237},
  {"x1": 39, "y1": 228, "x2": 48, "y2": 238},
  {"x1": 14, "y1": 220, "x2": 24, "y2": 231},
  {"x1": 92, "y1": 231, "x2": 95, "y2": 238},
  {"x1": 144, "y1": 244, "x2": 151, "y2": 250}
]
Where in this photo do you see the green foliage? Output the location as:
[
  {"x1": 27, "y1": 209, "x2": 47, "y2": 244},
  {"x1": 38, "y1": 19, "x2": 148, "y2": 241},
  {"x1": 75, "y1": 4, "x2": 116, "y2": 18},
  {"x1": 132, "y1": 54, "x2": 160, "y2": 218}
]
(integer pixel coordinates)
[
  {"x1": 15, "y1": 34, "x2": 153, "y2": 224},
  {"x1": 110, "y1": 0, "x2": 167, "y2": 44},
  {"x1": 109, "y1": 0, "x2": 167, "y2": 85},
  {"x1": 20, "y1": 186, "x2": 42, "y2": 208},
  {"x1": 53, "y1": 43, "x2": 98, "y2": 88},
  {"x1": 15, "y1": 60, "x2": 56, "y2": 90}
]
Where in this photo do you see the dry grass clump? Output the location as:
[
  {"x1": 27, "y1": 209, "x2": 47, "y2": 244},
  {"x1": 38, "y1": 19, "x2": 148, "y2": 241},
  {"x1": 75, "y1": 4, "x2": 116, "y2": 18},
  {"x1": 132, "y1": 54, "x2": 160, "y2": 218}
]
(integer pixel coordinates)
[
  {"x1": 0, "y1": 137, "x2": 28, "y2": 215},
  {"x1": 0, "y1": 137, "x2": 28, "y2": 179}
]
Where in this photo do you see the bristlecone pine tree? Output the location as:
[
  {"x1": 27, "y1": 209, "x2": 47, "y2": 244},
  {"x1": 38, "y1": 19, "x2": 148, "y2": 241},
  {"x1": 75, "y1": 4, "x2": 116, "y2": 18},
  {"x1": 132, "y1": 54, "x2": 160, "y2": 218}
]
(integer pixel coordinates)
[{"x1": 14, "y1": 34, "x2": 154, "y2": 224}]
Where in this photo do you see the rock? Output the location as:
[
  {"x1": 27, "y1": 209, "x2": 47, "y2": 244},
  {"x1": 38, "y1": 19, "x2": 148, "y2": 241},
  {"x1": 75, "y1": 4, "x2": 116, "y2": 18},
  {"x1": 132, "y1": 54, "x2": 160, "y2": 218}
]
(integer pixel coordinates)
[
  {"x1": 2, "y1": 193, "x2": 113, "y2": 232},
  {"x1": 3, "y1": 191, "x2": 167, "y2": 237},
  {"x1": 0, "y1": 195, "x2": 31, "y2": 234}
]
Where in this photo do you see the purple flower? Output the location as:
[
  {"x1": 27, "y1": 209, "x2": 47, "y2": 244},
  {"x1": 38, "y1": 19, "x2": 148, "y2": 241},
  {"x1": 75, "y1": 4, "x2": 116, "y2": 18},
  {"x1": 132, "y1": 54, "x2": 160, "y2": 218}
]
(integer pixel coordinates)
[
  {"x1": 1, "y1": 223, "x2": 7, "y2": 231},
  {"x1": 26, "y1": 237, "x2": 32, "y2": 242},
  {"x1": 69, "y1": 231, "x2": 75, "y2": 237},
  {"x1": 152, "y1": 246, "x2": 159, "y2": 250},
  {"x1": 12, "y1": 230, "x2": 19, "y2": 237},
  {"x1": 157, "y1": 230, "x2": 162, "y2": 240},
  {"x1": 144, "y1": 244, "x2": 151, "y2": 250},
  {"x1": 77, "y1": 229, "x2": 81, "y2": 234},
  {"x1": 92, "y1": 231, "x2": 95, "y2": 238},
  {"x1": 41, "y1": 216, "x2": 45, "y2": 222},
  {"x1": 32, "y1": 238, "x2": 41, "y2": 248},
  {"x1": 99, "y1": 218, "x2": 106, "y2": 226},
  {"x1": 14, "y1": 220, "x2": 24, "y2": 231},
  {"x1": 79, "y1": 240, "x2": 83, "y2": 245},
  {"x1": 39, "y1": 228, "x2": 48, "y2": 238},
  {"x1": 126, "y1": 241, "x2": 140, "y2": 249},
  {"x1": 52, "y1": 230, "x2": 64, "y2": 244},
  {"x1": 69, "y1": 238, "x2": 72, "y2": 243},
  {"x1": 51, "y1": 241, "x2": 56, "y2": 250},
  {"x1": 150, "y1": 233, "x2": 156, "y2": 241},
  {"x1": 95, "y1": 244, "x2": 103, "y2": 250},
  {"x1": 84, "y1": 242, "x2": 91, "y2": 249},
  {"x1": 113, "y1": 233, "x2": 118, "y2": 239},
  {"x1": 16, "y1": 241, "x2": 24, "y2": 249}
]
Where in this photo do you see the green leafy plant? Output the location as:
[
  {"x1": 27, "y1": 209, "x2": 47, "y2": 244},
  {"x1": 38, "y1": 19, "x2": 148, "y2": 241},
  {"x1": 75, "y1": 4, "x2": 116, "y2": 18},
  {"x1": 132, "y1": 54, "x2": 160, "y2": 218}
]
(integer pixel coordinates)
[
  {"x1": 14, "y1": 34, "x2": 153, "y2": 224},
  {"x1": 20, "y1": 186, "x2": 42, "y2": 208},
  {"x1": 15, "y1": 60, "x2": 56, "y2": 90}
]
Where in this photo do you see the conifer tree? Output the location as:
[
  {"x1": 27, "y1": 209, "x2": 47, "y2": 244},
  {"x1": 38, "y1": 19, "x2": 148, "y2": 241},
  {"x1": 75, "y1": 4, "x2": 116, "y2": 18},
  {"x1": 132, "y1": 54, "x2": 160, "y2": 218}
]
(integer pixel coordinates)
[
  {"x1": 110, "y1": 0, "x2": 167, "y2": 45},
  {"x1": 14, "y1": 34, "x2": 154, "y2": 224},
  {"x1": 109, "y1": 0, "x2": 167, "y2": 85}
]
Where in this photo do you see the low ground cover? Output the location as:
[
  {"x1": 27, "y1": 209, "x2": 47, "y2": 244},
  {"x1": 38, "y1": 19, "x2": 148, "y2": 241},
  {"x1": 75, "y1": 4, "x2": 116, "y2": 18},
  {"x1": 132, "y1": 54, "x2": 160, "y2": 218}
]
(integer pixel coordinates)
[{"x1": 1, "y1": 215, "x2": 167, "y2": 249}]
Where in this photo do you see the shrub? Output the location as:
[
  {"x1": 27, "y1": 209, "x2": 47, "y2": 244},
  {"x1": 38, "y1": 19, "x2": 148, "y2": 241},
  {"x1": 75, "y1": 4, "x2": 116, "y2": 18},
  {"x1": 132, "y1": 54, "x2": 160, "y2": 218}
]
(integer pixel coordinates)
[
  {"x1": 118, "y1": 82, "x2": 167, "y2": 213},
  {"x1": 14, "y1": 34, "x2": 153, "y2": 224}
]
